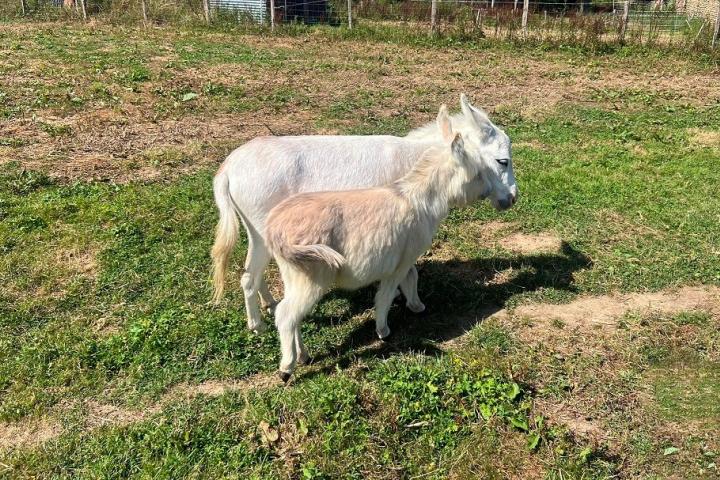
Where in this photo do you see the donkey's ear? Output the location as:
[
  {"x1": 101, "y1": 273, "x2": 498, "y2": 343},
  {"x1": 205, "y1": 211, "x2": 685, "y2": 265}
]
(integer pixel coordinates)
[
  {"x1": 436, "y1": 104, "x2": 454, "y2": 144},
  {"x1": 460, "y1": 93, "x2": 491, "y2": 126}
]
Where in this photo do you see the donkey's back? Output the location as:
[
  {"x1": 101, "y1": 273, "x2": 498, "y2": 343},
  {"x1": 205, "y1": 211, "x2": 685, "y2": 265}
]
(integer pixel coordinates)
[{"x1": 221, "y1": 135, "x2": 432, "y2": 222}]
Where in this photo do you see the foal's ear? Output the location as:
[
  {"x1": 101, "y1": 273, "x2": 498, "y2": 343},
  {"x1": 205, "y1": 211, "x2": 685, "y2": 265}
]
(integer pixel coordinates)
[
  {"x1": 436, "y1": 104, "x2": 454, "y2": 144},
  {"x1": 450, "y1": 133, "x2": 466, "y2": 162}
]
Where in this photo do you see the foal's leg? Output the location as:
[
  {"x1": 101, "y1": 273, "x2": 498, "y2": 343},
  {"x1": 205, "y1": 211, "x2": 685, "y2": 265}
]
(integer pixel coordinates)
[
  {"x1": 274, "y1": 269, "x2": 325, "y2": 381},
  {"x1": 294, "y1": 328, "x2": 310, "y2": 365},
  {"x1": 240, "y1": 223, "x2": 272, "y2": 334},
  {"x1": 374, "y1": 272, "x2": 407, "y2": 339},
  {"x1": 399, "y1": 266, "x2": 426, "y2": 313}
]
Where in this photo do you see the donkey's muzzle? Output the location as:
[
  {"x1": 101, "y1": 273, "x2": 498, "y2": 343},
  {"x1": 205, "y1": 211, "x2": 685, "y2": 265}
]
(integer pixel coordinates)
[{"x1": 497, "y1": 194, "x2": 515, "y2": 210}]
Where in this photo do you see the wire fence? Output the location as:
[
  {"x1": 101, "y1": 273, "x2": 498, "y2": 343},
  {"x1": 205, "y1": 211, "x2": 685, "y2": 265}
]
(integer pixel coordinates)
[{"x1": 9, "y1": 0, "x2": 720, "y2": 49}]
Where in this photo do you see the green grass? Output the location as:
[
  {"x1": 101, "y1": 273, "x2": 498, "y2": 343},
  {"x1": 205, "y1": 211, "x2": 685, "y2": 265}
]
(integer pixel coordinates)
[{"x1": 2, "y1": 20, "x2": 720, "y2": 479}]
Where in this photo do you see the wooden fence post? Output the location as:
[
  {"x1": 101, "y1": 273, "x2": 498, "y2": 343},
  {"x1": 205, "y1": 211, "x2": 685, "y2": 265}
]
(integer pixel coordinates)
[
  {"x1": 522, "y1": 0, "x2": 529, "y2": 34},
  {"x1": 79, "y1": 0, "x2": 87, "y2": 20},
  {"x1": 514, "y1": 0, "x2": 518, "y2": 11},
  {"x1": 203, "y1": 0, "x2": 211, "y2": 25},
  {"x1": 619, "y1": 0, "x2": 630, "y2": 42},
  {"x1": 270, "y1": 0, "x2": 275, "y2": 31},
  {"x1": 430, "y1": 0, "x2": 438, "y2": 35},
  {"x1": 713, "y1": 0, "x2": 720, "y2": 47},
  {"x1": 20, "y1": 0, "x2": 26, "y2": 15},
  {"x1": 347, "y1": 0, "x2": 352, "y2": 28},
  {"x1": 141, "y1": 0, "x2": 148, "y2": 25},
  {"x1": 491, "y1": 0, "x2": 494, "y2": 9}
]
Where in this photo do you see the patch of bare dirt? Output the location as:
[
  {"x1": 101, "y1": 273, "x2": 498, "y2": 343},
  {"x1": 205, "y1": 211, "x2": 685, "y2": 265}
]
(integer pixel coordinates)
[
  {"x1": 0, "y1": 372, "x2": 282, "y2": 452},
  {"x1": 502, "y1": 232, "x2": 563, "y2": 255},
  {"x1": 0, "y1": 417, "x2": 61, "y2": 451},
  {"x1": 534, "y1": 399, "x2": 608, "y2": 442},
  {"x1": 84, "y1": 400, "x2": 153, "y2": 429},
  {"x1": 165, "y1": 372, "x2": 283, "y2": 400},
  {"x1": 56, "y1": 245, "x2": 98, "y2": 278},
  {"x1": 512, "y1": 285, "x2": 720, "y2": 335},
  {"x1": 688, "y1": 128, "x2": 720, "y2": 148}
]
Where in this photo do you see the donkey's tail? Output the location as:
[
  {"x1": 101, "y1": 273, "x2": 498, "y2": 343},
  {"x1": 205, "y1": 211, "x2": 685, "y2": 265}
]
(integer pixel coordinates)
[
  {"x1": 211, "y1": 172, "x2": 239, "y2": 303},
  {"x1": 278, "y1": 244, "x2": 346, "y2": 270}
]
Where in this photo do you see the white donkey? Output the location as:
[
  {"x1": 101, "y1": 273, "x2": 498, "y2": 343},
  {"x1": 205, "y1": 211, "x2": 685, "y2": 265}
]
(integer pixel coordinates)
[
  {"x1": 212, "y1": 94, "x2": 517, "y2": 334},
  {"x1": 266, "y1": 105, "x2": 491, "y2": 380}
]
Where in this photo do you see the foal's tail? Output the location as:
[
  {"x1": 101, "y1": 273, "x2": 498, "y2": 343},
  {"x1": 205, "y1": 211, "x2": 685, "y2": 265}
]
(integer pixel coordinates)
[
  {"x1": 211, "y1": 172, "x2": 239, "y2": 303},
  {"x1": 275, "y1": 244, "x2": 346, "y2": 271}
]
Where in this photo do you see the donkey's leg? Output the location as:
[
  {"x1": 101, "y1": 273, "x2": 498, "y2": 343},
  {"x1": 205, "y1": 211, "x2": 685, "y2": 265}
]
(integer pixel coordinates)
[
  {"x1": 399, "y1": 266, "x2": 426, "y2": 313},
  {"x1": 275, "y1": 275, "x2": 325, "y2": 381},
  {"x1": 241, "y1": 224, "x2": 272, "y2": 334},
  {"x1": 258, "y1": 277, "x2": 277, "y2": 314},
  {"x1": 374, "y1": 272, "x2": 407, "y2": 339}
]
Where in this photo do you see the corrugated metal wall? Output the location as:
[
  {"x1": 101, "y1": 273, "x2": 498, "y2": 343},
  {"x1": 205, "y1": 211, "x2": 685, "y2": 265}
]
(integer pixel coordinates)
[{"x1": 210, "y1": 0, "x2": 267, "y2": 22}]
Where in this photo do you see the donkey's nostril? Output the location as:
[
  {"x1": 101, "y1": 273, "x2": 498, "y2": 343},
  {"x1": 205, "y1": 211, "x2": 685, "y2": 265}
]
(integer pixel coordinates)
[{"x1": 497, "y1": 197, "x2": 512, "y2": 210}]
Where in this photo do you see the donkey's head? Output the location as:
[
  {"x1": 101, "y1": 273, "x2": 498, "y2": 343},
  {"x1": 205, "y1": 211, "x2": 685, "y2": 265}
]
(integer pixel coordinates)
[{"x1": 451, "y1": 94, "x2": 518, "y2": 211}]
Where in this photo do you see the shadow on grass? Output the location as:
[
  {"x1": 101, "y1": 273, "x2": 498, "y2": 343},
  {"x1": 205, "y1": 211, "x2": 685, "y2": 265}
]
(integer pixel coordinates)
[{"x1": 298, "y1": 241, "x2": 591, "y2": 381}]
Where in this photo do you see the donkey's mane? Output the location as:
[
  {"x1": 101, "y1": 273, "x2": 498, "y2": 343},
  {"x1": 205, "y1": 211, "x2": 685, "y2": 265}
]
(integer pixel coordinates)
[{"x1": 404, "y1": 112, "x2": 472, "y2": 140}]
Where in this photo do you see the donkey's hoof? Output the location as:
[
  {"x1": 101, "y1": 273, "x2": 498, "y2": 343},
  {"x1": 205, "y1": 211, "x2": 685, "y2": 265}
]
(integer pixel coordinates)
[
  {"x1": 407, "y1": 303, "x2": 426, "y2": 314},
  {"x1": 251, "y1": 322, "x2": 268, "y2": 335},
  {"x1": 264, "y1": 302, "x2": 278, "y2": 316},
  {"x1": 278, "y1": 371, "x2": 292, "y2": 383}
]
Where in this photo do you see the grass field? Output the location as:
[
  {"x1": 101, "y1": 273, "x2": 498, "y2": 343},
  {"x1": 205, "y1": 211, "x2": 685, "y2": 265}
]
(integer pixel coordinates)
[{"x1": 1, "y1": 20, "x2": 720, "y2": 479}]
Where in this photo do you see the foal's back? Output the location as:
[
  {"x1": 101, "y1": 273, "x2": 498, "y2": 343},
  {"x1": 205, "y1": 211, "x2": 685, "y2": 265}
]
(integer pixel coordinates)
[{"x1": 266, "y1": 187, "x2": 412, "y2": 287}]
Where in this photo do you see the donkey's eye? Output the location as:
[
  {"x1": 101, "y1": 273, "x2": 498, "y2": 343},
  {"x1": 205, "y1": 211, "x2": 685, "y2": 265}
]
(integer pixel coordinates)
[{"x1": 496, "y1": 158, "x2": 509, "y2": 167}]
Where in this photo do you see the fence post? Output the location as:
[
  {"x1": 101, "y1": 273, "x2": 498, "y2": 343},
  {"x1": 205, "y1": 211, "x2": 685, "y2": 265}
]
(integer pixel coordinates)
[
  {"x1": 430, "y1": 0, "x2": 438, "y2": 35},
  {"x1": 522, "y1": 0, "x2": 529, "y2": 34},
  {"x1": 270, "y1": 0, "x2": 275, "y2": 31},
  {"x1": 20, "y1": 0, "x2": 26, "y2": 15},
  {"x1": 203, "y1": 0, "x2": 211, "y2": 25},
  {"x1": 514, "y1": 0, "x2": 518, "y2": 11},
  {"x1": 141, "y1": 0, "x2": 148, "y2": 25},
  {"x1": 491, "y1": 0, "x2": 494, "y2": 9},
  {"x1": 713, "y1": 0, "x2": 720, "y2": 47},
  {"x1": 347, "y1": 0, "x2": 352, "y2": 28},
  {"x1": 620, "y1": 0, "x2": 630, "y2": 42},
  {"x1": 79, "y1": 0, "x2": 87, "y2": 20}
]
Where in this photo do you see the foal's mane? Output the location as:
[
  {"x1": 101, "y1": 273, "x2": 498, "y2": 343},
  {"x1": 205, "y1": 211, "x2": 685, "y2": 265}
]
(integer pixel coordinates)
[{"x1": 392, "y1": 143, "x2": 466, "y2": 209}]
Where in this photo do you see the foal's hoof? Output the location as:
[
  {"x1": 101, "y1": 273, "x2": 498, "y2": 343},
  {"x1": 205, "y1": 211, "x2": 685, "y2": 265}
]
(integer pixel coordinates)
[
  {"x1": 278, "y1": 371, "x2": 292, "y2": 384},
  {"x1": 380, "y1": 330, "x2": 397, "y2": 344},
  {"x1": 298, "y1": 355, "x2": 314, "y2": 366}
]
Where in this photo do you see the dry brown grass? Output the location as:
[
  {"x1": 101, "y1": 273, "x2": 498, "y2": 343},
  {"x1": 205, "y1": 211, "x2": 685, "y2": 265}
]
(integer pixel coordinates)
[{"x1": 2, "y1": 23, "x2": 720, "y2": 183}]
